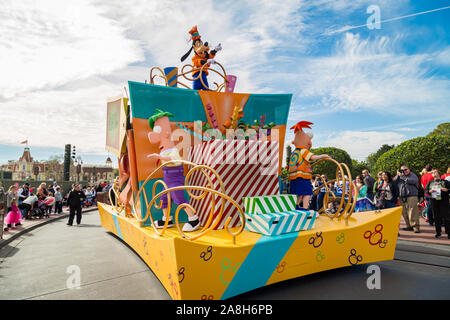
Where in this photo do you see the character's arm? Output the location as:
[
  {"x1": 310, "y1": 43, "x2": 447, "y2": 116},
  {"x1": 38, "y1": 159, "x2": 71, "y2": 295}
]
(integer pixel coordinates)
[
  {"x1": 147, "y1": 153, "x2": 172, "y2": 162},
  {"x1": 209, "y1": 43, "x2": 221, "y2": 60},
  {"x1": 310, "y1": 154, "x2": 330, "y2": 161}
]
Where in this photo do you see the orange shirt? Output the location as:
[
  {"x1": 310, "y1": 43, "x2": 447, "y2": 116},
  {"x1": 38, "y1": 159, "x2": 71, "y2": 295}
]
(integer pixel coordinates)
[
  {"x1": 192, "y1": 51, "x2": 216, "y2": 76},
  {"x1": 288, "y1": 146, "x2": 314, "y2": 180}
]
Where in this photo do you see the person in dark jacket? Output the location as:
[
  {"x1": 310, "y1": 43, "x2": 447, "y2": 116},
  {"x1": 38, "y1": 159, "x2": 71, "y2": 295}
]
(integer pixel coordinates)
[
  {"x1": 393, "y1": 166, "x2": 420, "y2": 233},
  {"x1": 362, "y1": 170, "x2": 376, "y2": 201},
  {"x1": 424, "y1": 169, "x2": 450, "y2": 239},
  {"x1": 67, "y1": 184, "x2": 85, "y2": 226}
]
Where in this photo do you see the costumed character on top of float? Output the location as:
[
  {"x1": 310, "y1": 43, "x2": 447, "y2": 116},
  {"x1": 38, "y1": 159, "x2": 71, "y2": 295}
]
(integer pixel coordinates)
[
  {"x1": 180, "y1": 25, "x2": 222, "y2": 91},
  {"x1": 147, "y1": 109, "x2": 201, "y2": 232},
  {"x1": 288, "y1": 121, "x2": 330, "y2": 210}
]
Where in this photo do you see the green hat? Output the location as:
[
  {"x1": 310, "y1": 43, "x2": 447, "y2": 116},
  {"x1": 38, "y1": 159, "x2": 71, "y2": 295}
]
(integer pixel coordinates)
[{"x1": 148, "y1": 109, "x2": 174, "y2": 130}]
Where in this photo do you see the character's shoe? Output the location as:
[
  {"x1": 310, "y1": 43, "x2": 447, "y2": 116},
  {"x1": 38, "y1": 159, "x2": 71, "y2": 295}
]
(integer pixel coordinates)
[
  {"x1": 155, "y1": 219, "x2": 174, "y2": 229},
  {"x1": 4, "y1": 227, "x2": 9, "y2": 231},
  {"x1": 182, "y1": 216, "x2": 200, "y2": 232},
  {"x1": 435, "y1": 233, "x2": 441, "y2": 238},
  {"x1": 402, "y1": 227, "x2": 413, "y2": 231},
  {"x1": 413, "y1": 229, "x2": 420, "y2": 233}
]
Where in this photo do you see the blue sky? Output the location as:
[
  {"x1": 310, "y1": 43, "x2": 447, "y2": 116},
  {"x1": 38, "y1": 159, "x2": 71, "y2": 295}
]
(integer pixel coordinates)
[{"x1": 0, "y1": 0, "x2": 449, "y2": 165}]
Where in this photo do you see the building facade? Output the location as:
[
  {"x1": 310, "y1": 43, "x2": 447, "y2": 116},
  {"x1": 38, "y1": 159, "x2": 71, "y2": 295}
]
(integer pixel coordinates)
[{"x1": 1, "y1": 147, "x2": 114, "y2": 183}]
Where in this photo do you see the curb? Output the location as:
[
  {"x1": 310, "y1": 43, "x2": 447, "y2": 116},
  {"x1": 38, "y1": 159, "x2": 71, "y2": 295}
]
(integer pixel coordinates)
[
  {"x1": 396, "y1": 239, "x2": 450, "y2": 257},
  {"x1": 0, "y1": 207, "x2": 99, "y2": 249}
]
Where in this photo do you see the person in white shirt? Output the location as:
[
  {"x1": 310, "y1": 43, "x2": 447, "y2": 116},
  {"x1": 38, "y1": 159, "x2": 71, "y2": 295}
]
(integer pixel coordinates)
[{"x1": 21, "y1": 194, "x2": 39, "y2": 219}]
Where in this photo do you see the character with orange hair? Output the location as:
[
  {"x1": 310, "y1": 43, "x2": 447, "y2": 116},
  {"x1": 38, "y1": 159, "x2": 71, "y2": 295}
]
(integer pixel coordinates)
[
  {"x1": 180, "y1": 25, "x2": 222, "y2": 91},
  {"x1": 288, "y1": 121, "x2": 329, "y2": 210}
]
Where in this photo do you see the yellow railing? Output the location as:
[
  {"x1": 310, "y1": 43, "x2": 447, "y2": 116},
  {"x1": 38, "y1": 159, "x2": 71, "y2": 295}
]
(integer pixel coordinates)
[
  {"x1": 149, "y1": 62, "x2": 228, "y2": 92},
  {"x1": 311, "y1": 158, "x2": 357, "y2": 221},
  {"x1": 109, "y1": 157, "x2": 356, "y2": 241},
  {"x1": 129, "y1": 160, "x2": 245, "y2": 244},
  {"x1": 109, "y1": 176, "x2": 125, "y2": 214}
]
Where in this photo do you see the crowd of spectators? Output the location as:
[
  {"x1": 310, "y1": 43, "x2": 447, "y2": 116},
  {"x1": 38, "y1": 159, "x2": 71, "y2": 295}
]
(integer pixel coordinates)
[
  {"x1": 1, "y1": 180, "x2": 112, "y2": 232},
  {"x1": 309, "y1": 164, "x2": 450, "y2": 239}
]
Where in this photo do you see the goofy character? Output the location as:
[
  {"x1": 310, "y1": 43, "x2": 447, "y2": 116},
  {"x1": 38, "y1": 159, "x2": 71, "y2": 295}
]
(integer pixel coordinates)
[
  {"x1": 147, "y1": 109, "x2": 200, "y2": 232},
  {"x1": 180, "y1": 25, "x2": 222, "y2": 91},
  {"x1": 288, "y1": 121, "x2": 329, "y2": 210}
]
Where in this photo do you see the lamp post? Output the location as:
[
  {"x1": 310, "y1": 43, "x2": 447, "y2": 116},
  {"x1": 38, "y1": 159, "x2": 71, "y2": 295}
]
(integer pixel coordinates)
[{"x1": 74, "y1": 158, "x2": 82, "y2": 183}]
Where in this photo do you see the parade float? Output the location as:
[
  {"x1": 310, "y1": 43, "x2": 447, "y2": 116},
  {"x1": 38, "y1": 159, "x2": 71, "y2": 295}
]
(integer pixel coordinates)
[{"x1": 98, "y1": 26, "x2": 402, "y2": 300}]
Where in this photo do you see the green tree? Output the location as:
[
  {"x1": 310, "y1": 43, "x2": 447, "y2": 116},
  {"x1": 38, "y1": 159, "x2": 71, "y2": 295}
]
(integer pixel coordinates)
[
  {"x1": 427, "y1": 122, "x2": 450, "y2": 137},
  {"x1": 351, "y1": 159, "x2": 369, "y2": 179},
  {"x1": 310, "y1": 147, "x2": 353, "y2": 180},
  {"x1": 366, "y1": 144, "x2": 395, "y2": 172},
  {"x1": 372, "y1": 135, "x2": 450, "y2": 176}
]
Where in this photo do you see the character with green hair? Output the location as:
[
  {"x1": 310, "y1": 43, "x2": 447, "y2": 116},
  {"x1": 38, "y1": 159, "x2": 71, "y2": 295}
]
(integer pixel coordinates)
[{"x1": 147, "y1": 109, "x2": 200, "y2": 232}]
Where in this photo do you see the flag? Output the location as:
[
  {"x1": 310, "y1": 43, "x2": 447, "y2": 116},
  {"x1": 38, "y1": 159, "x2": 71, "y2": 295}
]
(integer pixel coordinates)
[{"x1": 20, "y1": 140, "x2": 28, "y2": 144}]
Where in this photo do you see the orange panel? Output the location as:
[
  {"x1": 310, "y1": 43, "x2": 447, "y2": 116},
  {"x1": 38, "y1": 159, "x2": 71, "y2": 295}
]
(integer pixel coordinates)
[
  {"x1": 126, "y1": 130, "x2": 139, "y2": 194},
  {"x1": 198, "y1": 91, "x2": 250, "y2": 134}
]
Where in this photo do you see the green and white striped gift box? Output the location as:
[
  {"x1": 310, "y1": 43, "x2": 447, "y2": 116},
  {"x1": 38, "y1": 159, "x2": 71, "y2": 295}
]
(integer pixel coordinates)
[
  {"x1": 243, "y1": 194, "x2": 297, "y2": 215},
  {"x1": 244, "y1": 210, "x2": 317, "y2": 236}
]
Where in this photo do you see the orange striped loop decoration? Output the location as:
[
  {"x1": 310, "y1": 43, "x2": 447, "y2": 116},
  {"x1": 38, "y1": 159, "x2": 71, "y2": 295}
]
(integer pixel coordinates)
[
  {"x1": 164, "y1": 67, "x2": 178, "y2": 87},
  {"x1": 206, "y1": 103, "x2": 219, "y2": 129}
]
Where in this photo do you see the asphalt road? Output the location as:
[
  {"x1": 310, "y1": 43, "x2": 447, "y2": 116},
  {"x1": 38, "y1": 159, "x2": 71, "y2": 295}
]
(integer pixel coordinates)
[{"x1": 0, "y1": 210, "x2": 449, "y2": 300}]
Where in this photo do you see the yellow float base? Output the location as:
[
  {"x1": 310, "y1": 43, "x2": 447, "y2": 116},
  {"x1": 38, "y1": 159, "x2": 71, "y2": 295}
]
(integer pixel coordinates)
[{"x1": 98, "y1": 202, "x2": 402, "y2": 300}]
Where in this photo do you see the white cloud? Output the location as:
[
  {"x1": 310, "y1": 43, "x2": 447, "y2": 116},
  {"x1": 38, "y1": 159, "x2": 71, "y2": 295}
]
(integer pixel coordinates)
[
  {"x1": 91, "y1": 0, "x2": 306, "y2": 93},
  {"x1": 0, "y1": 0, "x2": 144, "y2": 99},
  {"x1": 0, "y1": 78, "x2": 123, "y2": 154},
  {"x1": 324, "y1": 130, "x2": 405, "y2": 160},
  {"x1": 291, "y1": 33, "x2": 450, "y2": 115}
]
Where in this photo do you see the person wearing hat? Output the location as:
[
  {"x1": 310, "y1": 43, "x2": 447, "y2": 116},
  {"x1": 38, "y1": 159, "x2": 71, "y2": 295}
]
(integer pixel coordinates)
[
  {"x1": 181, "y1": 25, "x2": 222, "y2": 91},
  {"x1": 147, "y1": 109, "x2": 200, "y2": 232}
]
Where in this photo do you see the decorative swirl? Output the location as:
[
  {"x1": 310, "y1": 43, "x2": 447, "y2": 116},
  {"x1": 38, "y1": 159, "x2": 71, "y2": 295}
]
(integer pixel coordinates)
[
  {"x1": 148, "y1": 62, "x2": 228, "y2": 92},
  {"x1": 149, "y1": 67, "x2": 168, "y2": 86},
  {"x1": 311, "y1": 158, "x2": 357, "y2": 221},
  {"x1": 132, "y1": 159, "x2": 246, "y2": 244},
  {"x1": 109, "y1": 176, "x2": 125, "y2": 214}
]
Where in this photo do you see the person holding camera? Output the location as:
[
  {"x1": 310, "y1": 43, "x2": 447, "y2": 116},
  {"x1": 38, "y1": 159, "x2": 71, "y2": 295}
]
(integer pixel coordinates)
[{"x1": 394, "y1": 166, "x2": 420, "y2": 233}]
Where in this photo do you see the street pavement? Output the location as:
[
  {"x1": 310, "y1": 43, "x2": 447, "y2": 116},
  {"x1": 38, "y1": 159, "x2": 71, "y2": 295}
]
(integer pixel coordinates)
[
  {"x1": 0, "y1": 210, "x2": 170, "y2": 300},
  {"x1": 0, "y1": 209, "x2": 449, "y2": 300}
]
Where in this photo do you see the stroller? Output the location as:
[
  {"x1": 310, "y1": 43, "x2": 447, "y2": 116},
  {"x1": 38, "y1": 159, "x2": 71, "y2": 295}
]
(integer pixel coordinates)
[{"x1": 32, "y1": 200, "x2": 51, "y2": 219}]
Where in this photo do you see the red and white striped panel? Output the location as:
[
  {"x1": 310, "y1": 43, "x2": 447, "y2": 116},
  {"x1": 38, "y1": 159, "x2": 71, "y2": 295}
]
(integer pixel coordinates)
[{"x1": 187, "y1": 140, "x2": 279, "y2": 229}]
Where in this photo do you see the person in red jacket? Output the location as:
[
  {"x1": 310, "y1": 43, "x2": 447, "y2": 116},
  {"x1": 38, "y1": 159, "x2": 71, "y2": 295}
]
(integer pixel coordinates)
[
  {"x1": 441, "y1": 166, "x2": 450, "y2": 180},
  {"x1": 421, "y1": 164, "x2": 435, "y2": 225}
]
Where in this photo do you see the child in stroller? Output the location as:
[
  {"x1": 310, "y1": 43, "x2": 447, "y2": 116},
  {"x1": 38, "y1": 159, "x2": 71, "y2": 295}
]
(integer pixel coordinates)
[
  {"x1": 30, "y1": 200, "x2": 49, "y2": 218},
  {"x1": 44, "y1": 193, "x2": 56, "y2": 215}
]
